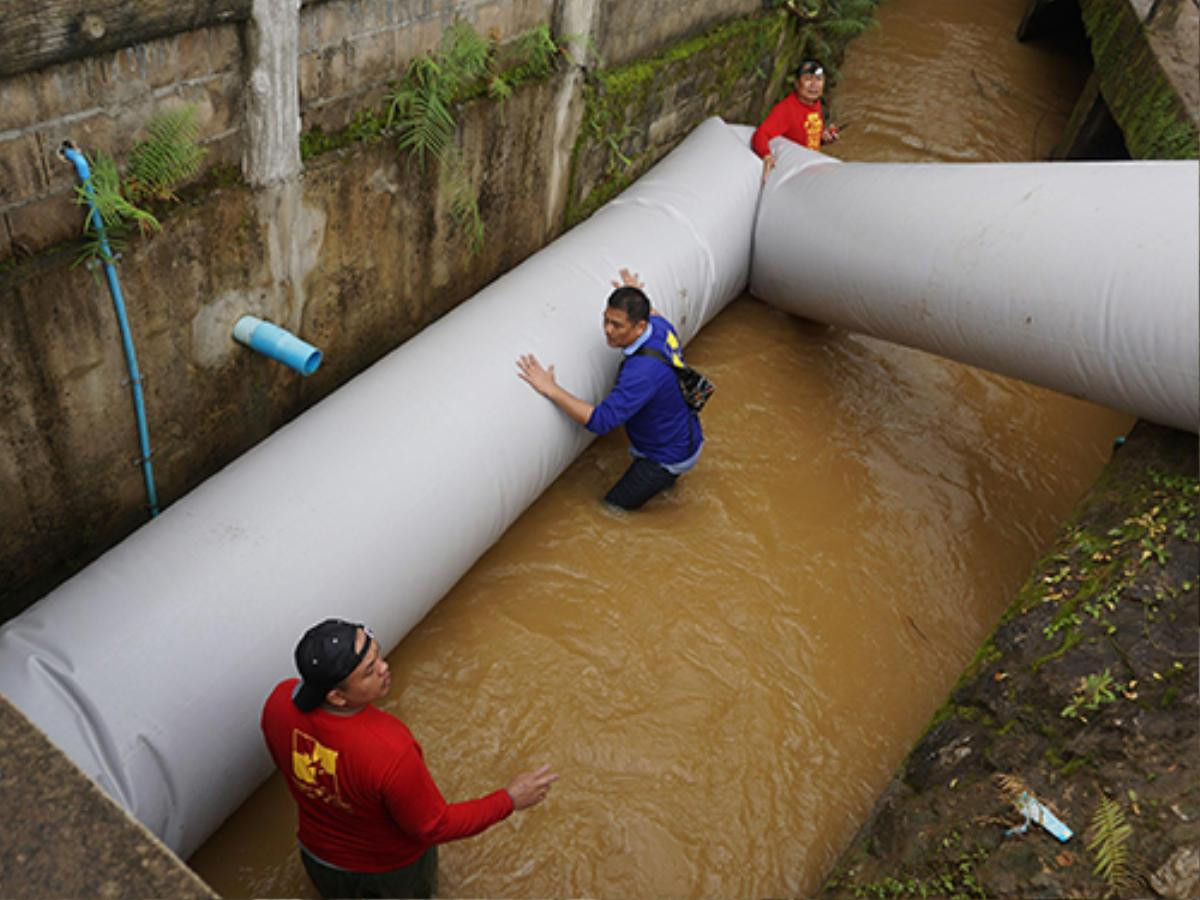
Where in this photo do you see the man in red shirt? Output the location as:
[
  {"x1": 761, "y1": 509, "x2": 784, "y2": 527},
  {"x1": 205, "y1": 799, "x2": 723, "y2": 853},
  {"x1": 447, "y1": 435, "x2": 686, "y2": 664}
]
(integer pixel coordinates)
[
  {"x1": 752, "y1": 59, "x2": 840, "y2": 182},
  {"x1": 262, "y1": 619, "x2": 558, "y2": 898}
]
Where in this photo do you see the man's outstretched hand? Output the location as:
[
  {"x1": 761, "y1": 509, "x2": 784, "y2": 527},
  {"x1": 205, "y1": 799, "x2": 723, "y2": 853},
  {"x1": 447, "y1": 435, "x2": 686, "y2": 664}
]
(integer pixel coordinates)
[
  {"x1": 516, "y1": 353, "x2": 594, "y2": 425},
  {"x1": 516, "y1": 353, "x2": 557, "y2": 396},
  {"x1": 506, "y1": 764, "x2": 559, "y2": 810}
]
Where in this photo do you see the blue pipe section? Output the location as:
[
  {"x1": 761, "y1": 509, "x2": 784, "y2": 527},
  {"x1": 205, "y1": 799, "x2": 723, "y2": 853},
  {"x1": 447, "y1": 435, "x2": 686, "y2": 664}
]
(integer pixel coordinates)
[
  {"x1": 61, "y1": 143, "x2": 160, "y2": 517},
  {"x1": 232, "y1": 316, "x2": 323, "y2": 376}
]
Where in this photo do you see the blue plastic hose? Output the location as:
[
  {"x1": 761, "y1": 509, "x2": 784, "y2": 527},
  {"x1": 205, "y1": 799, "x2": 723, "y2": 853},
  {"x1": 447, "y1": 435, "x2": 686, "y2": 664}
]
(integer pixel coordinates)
[{"x1": 61, "y1": 143, "x2": 160, "y2": 517}]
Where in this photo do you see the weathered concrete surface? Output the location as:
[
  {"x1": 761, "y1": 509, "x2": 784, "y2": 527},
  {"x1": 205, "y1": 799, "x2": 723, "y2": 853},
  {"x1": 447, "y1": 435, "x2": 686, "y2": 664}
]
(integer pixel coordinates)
[
  {"x1": 0, "y1": 72, "x2": 569, "y2": 619},
  {"x1": 0, "y1": 694, "x2": 217, "y2": 899},
  {"x1": 0, "y1": 22, "x2": 245, "y2": 254},
  {"x1": 819, "y1": 421, "x2": 1199, "y2": 899},
  {"x1": 1078, "y1": 0, "x2": 1199, "y2": 158},
  {"x1": 0, "y1": 0, "x2": 768, "y2": 257},
  {"x1": 297, "y1": 0, "x2": 558, "y2": 133},
  {"x1": 245, "y1": 0, "x2": 303, "y2": 186},
  {"x1": 1052, "y1": 71, "x2": 1131, "y2": 160},
  {"x1": 567, "y1": 14, "x2": 794, "y2": 223},
  {"x1": 0, "y1": 0, "x2": 251, "y2": 79},
  {"x1": 1, "y1": 4, "x2": 815, "y2": 617},
  {"x1": 591, "y1": 0, "x2": 763, "y2": 67}
]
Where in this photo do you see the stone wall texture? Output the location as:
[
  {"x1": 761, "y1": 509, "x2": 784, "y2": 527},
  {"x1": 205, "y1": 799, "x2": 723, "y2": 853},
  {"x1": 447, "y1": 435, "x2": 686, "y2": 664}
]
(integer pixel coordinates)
[
  {"x1": 1079, "y1": 0, "x2": 1199, "y2": 159},
  {"x1": 0, "y1": 0, "x2": 802, "y2": 615}
]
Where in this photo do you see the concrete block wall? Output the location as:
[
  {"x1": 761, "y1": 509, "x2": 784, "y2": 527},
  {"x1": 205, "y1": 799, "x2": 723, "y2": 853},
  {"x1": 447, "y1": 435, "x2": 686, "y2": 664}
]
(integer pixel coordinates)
[
  {"x1": 0, "y1": 24, "x2": 243, "y2": 258},
  {"x1": 594, "y1": 0, "x2": 763, "y2": 67},
  {"x1": 297, "y1": 0, "x2": 556, "y2": 132},
  {"x1": 0, "y1": 0, "x2": 772, "y2": 264}
]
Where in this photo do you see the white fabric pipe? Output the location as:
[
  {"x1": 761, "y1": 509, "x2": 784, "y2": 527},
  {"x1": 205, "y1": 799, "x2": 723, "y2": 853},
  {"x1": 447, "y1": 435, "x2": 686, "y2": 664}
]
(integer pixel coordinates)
[
  {"x1": 0, "y1": 117, "x2": 762, "y2": 857},
  {"x1": 751, "y1": 142, "x2": 1200, "y2": 433}
]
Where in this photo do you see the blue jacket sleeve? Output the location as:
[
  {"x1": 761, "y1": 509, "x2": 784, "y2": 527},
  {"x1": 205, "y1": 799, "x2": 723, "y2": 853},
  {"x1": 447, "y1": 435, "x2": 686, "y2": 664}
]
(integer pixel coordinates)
[{"x1": 586, "y1": 359, "x2": 656, "y2": 435}]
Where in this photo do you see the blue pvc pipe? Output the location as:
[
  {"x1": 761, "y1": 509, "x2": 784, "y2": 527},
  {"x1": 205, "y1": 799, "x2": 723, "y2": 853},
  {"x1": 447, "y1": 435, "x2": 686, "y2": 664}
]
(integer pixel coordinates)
[
  {"x1": 232, "y1": 316, "x2": 323, "y2": 376},
  {"x1": 61, "y1": 144, "x2": 159, "y2": 517}
]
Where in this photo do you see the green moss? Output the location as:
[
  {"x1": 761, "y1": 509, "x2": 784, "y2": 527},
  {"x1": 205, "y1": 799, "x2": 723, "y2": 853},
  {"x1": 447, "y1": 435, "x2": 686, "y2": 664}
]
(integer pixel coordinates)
[
  {"x1": 564, "y1": 4, "x2": 878, "y2": 226},
  {"x1": 961, "y1": 636, "x2": 1002, "y2": 680},
  {"x1": 994, "y1": 718, "x2": 1019, "y2": 737},
  {"x1": 1031, "y1": 627, "x2": 1084, "y2": 672},
  {"x1": 202, "y1": 161, "x2": 244, "y2": 190},
  {"x1": 566, "y1": 13, "x2": 786, "y2": 226},
  {"x1": 299, "y1": 125, "x2": 348, "y2": 162},
  {"x1": 1058, "y1": 754, "x2": 1093, "y2": 777},
  {"x1": 1078, "y1": 0, "x2": 1198, "y2": 159}
]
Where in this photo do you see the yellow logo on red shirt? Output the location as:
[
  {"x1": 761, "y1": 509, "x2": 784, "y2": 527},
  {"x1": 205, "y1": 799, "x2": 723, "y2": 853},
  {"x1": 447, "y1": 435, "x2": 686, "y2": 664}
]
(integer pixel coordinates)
[
  {"x1": 292, "y1": 729, "x2": 351, "y2": 810},
  {"x1": 804, "y1": 112, "x2": 823, "y2": 150}
]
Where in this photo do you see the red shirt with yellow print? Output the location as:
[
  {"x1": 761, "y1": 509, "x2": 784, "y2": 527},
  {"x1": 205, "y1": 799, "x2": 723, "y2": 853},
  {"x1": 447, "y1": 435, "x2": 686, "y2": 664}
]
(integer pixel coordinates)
[
  {"x1": 261, "y1": 678, "x2": 513, "y2": 872},
  {"x1": 751, "y1": 93, "x2": 826, "y2": 156}
]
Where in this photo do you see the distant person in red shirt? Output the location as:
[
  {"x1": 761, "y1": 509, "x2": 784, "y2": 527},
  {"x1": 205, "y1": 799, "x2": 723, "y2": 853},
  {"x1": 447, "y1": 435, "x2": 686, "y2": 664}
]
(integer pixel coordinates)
[
  {"x1": 262, "y1": 619, "x2": 558, "y2": 899},
  {"x1": 752, "y1": 59, "x2": 840, "y2": 182}
]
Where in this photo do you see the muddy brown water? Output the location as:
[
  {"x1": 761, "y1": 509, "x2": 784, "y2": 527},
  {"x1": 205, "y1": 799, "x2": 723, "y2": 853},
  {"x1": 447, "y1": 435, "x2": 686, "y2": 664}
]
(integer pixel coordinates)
[{"x1": 190, "y1": 1, "x2": 1131, "y2": 896}]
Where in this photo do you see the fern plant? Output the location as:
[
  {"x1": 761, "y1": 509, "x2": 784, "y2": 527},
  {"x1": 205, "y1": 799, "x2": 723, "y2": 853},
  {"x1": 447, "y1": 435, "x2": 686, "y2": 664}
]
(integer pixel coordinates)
[
  {"x1": 74, "y1": 104, "x2": 205, "y2": 265},
  {"x1": 124, "y1": 105, "x2": 206, "y2": 202},
  {"x1": 1086, "y1": 795, "x2": 1136, "y2": 895},
  {"x1": 82, "y1": 153, "x2": 159, "y2": 236},
  {"x1": 386, "y1": 20, "x2": 563, "y2": 253},
  {"x1": 507, "y1": 25, "x2": 560, "y2": 84},
  {"x1": 388, "y1": 55, "x2": 459, "y2": 170}
]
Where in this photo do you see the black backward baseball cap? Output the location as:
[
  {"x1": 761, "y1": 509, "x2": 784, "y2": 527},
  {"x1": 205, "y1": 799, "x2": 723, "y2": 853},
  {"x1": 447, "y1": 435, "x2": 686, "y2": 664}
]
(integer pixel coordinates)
[{"x1": 292, "y1": 618, "x2": 372, "y2": 711}]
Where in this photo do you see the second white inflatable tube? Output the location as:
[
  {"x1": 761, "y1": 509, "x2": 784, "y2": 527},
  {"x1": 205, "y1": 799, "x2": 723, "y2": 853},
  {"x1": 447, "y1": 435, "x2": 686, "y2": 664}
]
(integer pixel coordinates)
[
  {"x1": 751, "y1": 143, "x2": 1200, "y2": 433},
  {"x1": 0, "y1": 118, "x2": 762, "y2": 858}
]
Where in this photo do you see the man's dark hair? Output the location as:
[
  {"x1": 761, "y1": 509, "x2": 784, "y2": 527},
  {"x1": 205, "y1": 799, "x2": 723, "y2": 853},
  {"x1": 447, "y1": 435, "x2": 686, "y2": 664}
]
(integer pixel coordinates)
[
  {"x1": 607, "y1": 286, "x2": 651, "y2": 324},
  {"x1": 794, "y1": 60, "x2": 825, "y2": 79}
]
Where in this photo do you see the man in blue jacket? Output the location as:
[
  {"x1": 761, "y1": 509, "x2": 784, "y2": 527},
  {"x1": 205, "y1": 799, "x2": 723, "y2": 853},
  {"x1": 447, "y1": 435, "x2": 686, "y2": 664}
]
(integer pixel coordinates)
[{"x1": 516, "y1": 270, "x2": 703, "y2": 510}]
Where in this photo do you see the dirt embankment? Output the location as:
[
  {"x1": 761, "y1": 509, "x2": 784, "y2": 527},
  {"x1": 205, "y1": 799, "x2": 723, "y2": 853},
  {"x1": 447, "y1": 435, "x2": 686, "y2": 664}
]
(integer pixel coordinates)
[{"x1": 819, "y1": 421, "x2": 1198, "y2": 900}]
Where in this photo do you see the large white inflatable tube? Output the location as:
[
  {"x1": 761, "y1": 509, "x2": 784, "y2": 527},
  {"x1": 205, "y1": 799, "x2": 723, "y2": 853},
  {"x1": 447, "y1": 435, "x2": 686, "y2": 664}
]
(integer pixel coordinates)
[
  {"x1": 0, "y1": 118, "x2": 762, "y2": 857},
  {"x1": 751, "y1": 142, "x2": 1200, "y2": 433}
]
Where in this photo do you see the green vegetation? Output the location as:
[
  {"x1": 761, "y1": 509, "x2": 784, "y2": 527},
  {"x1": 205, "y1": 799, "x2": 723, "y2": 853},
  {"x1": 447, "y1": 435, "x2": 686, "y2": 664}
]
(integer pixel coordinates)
[
  {"x1": 297, "y1": 21, "x2": 565, "y2": 254},
  {"x1": 567, "y1": 15, "x2": 784, "y2": 224},
  {"x1": 769, "y1": 0, "x2": 880, "y2": 85},
  {"x1": 1060, "y1": 668, "x2": 1121, "y2": 720},
  {"x1": 1086, "y1": 794, "x2": 1136, "y2": 894},
  {"x1": 566, "y1": 2, "x2": 879, "y2": 226},
  {"x1": 1078, "y1": 0, "x2": 1198, "y2": 159},
  {"x1": 122, "y1": 107, "x2": 207, "y2": 203},
  {"x1": 821, "y1": 440, "x2": 1197, "y2": 899},
  {"x1": 1009, "y1": 467, "x2": 1198, "y2": 686},
  {"x1": 74, "y1": 104, "x2": 206, "y2": 265},
  {"x1": 822, "y1": 834, "x2": 989, "y2": 899},
  {"x1": 387, "y1": 21, "x2": 494, "y2": 170}
]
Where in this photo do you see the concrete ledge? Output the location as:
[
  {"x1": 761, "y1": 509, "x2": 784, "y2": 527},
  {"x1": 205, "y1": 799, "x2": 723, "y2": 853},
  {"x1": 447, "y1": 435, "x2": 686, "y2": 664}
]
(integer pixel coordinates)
[
  {"x1": 1079, "y1": 0, "x2": 1200, "y2": 158},
  {"x1": 0, "y1": 694, "x2": 216, "y2": 899}
]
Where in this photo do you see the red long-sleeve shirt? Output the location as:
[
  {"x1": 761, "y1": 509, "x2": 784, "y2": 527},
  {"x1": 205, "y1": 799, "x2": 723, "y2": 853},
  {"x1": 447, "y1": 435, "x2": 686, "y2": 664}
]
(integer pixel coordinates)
[
  {"x1": 261, "y1": 678, "x2": 513, "y2": 871},
  {"x1": 751, "y1": 93, "x2": 826, "y2": 156}
]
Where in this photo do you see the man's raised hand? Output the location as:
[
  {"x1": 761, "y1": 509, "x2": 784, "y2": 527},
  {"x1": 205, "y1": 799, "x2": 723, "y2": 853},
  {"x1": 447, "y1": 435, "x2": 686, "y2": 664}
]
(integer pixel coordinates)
[
  {"x1": 506, "y1": 764, "x2": 559, "y2": 810},
  {"x1": 612, "y1": 268, "x2": 645, "y2": 291}
]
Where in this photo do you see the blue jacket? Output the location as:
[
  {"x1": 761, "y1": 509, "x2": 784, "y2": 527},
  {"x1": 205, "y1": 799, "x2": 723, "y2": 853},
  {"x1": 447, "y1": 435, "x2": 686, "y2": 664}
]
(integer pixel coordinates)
[{"x1": 586, "y1": 316, "x2": 702, "y2": 466}]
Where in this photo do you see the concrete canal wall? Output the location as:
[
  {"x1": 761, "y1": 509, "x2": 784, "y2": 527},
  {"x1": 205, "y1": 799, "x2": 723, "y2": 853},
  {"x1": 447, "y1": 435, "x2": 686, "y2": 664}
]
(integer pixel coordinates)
[{"x1": 0, "y1": 0, "x2": 828, "y2": 617}]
